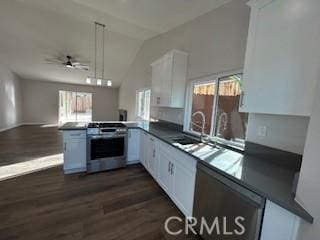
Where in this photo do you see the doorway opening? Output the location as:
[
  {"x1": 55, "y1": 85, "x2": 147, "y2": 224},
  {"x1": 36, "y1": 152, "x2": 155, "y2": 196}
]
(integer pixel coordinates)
[{"x1": 59, "y1": 91, "x2": 92, "y2": 123}]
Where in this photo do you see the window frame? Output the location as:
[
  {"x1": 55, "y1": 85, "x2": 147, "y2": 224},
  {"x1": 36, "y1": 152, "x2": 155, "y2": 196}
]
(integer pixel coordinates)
[
  {"x1": 135, "y1": 88, "x2": 151, "y2": 121},
  {"x1": 184, "y1": 69, "x2": 245, "y2": 149},
  {"x1": 184, "y1": 76, "x2": 217, "y2": 137}
]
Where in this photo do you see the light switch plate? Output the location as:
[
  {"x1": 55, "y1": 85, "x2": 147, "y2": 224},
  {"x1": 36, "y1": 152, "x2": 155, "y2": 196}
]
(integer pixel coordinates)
[{"x1": 258, "y1": 126, "x2": 267, "y2": 137}]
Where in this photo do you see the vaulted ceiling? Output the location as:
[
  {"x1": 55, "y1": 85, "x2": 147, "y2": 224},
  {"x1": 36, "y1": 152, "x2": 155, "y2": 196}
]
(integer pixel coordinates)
[{"x1": 0, "y1": 0, "x2": 231, "y2": 87}]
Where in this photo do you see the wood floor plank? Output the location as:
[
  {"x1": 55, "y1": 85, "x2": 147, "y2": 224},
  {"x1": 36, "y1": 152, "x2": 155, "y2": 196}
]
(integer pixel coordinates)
[{"x1": 0, "y1": 126, "x2": 201, "y2": 240}]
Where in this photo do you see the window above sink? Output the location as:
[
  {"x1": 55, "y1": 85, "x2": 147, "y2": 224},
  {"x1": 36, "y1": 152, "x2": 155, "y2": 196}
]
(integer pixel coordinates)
[{"x1": 184, "y1": 71, "x2": 248, "y2": 150}]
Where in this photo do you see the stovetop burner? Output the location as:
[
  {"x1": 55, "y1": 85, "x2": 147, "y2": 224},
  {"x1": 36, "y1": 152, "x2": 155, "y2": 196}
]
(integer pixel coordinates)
[{"x1": 87, "y1": 122, "x2": 127, "y2": 128}]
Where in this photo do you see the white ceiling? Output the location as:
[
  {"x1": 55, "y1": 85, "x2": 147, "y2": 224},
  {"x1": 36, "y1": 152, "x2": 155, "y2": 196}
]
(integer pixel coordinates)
[
  {"x1": 73, "y1": 0, "x2": 232, "y2": 34},
  {"x1": 0, "y1": 0, "x2": 231, "y2": 87}
]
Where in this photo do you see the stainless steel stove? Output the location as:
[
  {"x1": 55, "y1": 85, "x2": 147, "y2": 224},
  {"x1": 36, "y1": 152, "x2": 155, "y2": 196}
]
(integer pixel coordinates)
[{"x1": 87, "y1": 122, "x2": 128, "y2": 173}]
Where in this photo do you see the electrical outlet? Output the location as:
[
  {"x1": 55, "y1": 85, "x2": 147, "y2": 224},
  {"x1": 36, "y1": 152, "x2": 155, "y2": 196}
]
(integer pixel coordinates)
[{"x1": 258, "y1": 126, "x2": 267, "y2": 137}]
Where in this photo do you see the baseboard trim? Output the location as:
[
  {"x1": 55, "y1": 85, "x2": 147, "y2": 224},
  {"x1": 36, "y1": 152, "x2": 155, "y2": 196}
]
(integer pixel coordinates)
[
  {"x1": 64, "y1": 167, "x2": 87, "y2": 174},
  {"x1": 0, "y1": 123, "x2": 23, "y2": 133},
  {"x1": 127, "y1": 160, "x2": 140, "y2": 165},
  {"x1": 21, "y1": 122, "x2": 57, "y2": 126}
]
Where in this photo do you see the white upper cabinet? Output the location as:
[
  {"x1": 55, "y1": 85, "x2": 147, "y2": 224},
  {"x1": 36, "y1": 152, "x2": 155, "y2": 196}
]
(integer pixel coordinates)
[
  {"x1": 240, "y1": 0, "x2": 320, "y2": 116},
  {"x1": 151, "y1": 49, "x2": 188, "y2": 108}
]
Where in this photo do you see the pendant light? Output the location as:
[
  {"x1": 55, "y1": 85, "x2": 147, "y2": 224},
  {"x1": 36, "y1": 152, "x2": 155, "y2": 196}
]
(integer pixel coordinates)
[{"x1": 86, "y1": 22, "x2": 112, "y2": 87}]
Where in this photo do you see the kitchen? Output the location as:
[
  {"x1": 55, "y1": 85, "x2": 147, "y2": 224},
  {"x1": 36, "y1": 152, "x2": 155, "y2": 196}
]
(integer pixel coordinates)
[{"x1": 0, "y1": 0, "x2": 319, "y2": 239}]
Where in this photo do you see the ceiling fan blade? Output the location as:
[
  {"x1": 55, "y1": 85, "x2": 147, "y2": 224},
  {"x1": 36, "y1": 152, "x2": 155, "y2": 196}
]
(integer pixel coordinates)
[
  {"x1": 45, "y1": 58, "x2": 65, "y2": 64},
  {"x1": 74, "y1": 64, "x2": 89, "y2": 70},
  {"x1": 73, "y1": 60, "x2": 90, "y2": 64}
]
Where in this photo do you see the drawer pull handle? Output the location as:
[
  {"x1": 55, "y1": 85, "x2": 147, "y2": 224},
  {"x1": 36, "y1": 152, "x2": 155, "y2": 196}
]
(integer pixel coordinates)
[
  {"x1": 171, "y1": 163, "x2": 174, "y2": 175},
  {"x1": 239, "y1": 92, "x2": 245, "y2": 107}
]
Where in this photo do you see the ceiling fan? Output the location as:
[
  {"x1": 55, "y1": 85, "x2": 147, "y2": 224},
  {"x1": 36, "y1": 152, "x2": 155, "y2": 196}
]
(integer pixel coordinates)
[{"x1": 45, "y1": 55, "x2": 89, "y2": 71}]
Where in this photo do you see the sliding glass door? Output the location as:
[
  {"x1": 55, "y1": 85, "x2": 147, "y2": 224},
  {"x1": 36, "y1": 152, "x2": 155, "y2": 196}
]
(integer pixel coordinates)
[{"x1": 59, "y1": 91, "x2": 92, "y2": 123}]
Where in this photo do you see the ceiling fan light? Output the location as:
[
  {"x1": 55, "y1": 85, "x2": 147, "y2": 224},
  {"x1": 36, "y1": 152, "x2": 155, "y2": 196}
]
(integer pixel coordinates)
[
  {"x1": 86, "y1": 77, "x2": 91, "y2": 84},
  {"x1": 97, "y1": 79, "x2": 102, "y2": 85},
  {"x1": 66, "y1": 62, "x2": 73, "y2": 68},
  {"x1": 107, "y1": 80, "x2": 112, "y2": 87}
]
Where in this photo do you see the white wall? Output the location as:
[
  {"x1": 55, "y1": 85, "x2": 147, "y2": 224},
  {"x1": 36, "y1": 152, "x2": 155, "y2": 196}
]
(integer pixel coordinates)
[
  {"x1": 119, "y1": 0, "x2": 309, "y2": 155},
  {"x1": 119, "y1": 0, "x2": 250, "y2": 122},
  {"x1": 21, "y1": 79, "x2": 119, "y2": 124},
  {"x1": 295, "y1": 80, "x2": 320, "y2": 239},
  {"x1": 246, "y1": 114, "x2": 309, "y2": 154},
  {"x1": 0, "y1": 65, "x2": 22, "y2": 131}
]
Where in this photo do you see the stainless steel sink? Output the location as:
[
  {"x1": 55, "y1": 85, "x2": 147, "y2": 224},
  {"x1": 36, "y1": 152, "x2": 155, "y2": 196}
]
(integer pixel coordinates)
[{"x1": 170, "y1": 135, "x2": 201, "y2": 145}]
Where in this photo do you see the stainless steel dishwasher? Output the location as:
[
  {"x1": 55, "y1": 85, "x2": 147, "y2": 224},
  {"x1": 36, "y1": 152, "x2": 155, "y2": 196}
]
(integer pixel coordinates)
[{"x1": 193, "y1": 163, "x2": 265, "y2": 240}]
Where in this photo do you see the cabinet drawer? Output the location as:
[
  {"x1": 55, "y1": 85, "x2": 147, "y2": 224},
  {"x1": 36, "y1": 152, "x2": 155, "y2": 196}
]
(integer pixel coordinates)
[
  {"x1": 63, "y1": 130, "x2": 86, "y2": 140},
  {"x1": 160, "y1": 141, "x2": 197, "y2": 172}
]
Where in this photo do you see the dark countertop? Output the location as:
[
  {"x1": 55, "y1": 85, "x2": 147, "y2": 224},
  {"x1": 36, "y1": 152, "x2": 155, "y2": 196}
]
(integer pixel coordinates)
[
  {"x1": 125, "y1": 121, "x2": 313, "y2": 223},
  {"x1": 59, "y1": 122, "x2": 88, "y2": 130},
  {"x1": 59, "y1": 121, "x2": 313, "y2": 223}
]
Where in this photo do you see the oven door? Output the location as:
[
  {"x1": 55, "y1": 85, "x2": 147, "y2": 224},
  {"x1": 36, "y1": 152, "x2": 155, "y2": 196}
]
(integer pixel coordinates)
[
  {"x1": 87, "y1": 135, "x2": 127, "y2": 172},
  {"x1": 90, "y1": 136, "x2": 125, "y2": 160}
]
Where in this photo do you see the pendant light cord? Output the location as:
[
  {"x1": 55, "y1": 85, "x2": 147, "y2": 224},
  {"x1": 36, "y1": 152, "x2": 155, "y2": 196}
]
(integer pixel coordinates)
[
  {"x1": 102, "y1": 23, "x2": 105, "y2": 80},
  {"x1": 94, "y1": 22, "x2": 97, "y2": 79},
  {"x1": 93, "y1": 22, "x2": 106, "y2": 81}
]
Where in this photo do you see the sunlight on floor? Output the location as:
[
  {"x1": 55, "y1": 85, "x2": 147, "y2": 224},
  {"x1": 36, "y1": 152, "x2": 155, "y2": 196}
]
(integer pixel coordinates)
[
  {"x1": 0, "y1": 154, "x2": 63, "y2": 181},
  {"x1": 40, "y1": 124, "x2": 59, "y2": 128}
]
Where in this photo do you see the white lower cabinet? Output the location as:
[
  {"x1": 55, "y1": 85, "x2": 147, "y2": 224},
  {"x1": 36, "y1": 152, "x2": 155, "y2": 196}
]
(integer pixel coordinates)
[
  {"x1": 127, "y1": 129, "x2": 140, "y2": 164},
  {"x1": 137, "y1": 130, "x2": 303, "y2": 234},
  {"x1": 140, "y1": 131, "x2": 158, "y2": 179},
  {"x1": 63, "y1": 130, "x2": 87, "y2": 174},
  {"x1": 140, "y1": 131, "x2": 148, "y2": 168},
  {"x1": 171, "y1": 158, "x2": 196, "y2": 217},
  {"x1": 157, "y1": 143, "x2": 174, "y2": 195},
  {"x1": 138, "y1": 130, "x2": 197, "y2": 217},
  {"x1": 157, "y1": 141, "x2": 197, "y2": 217},
  {"x1": 260, "y1": 200, "x2": 300, "y2": 240},
  {"x1": 146, "y1": 136, "x2": 157, "y2": 179}
]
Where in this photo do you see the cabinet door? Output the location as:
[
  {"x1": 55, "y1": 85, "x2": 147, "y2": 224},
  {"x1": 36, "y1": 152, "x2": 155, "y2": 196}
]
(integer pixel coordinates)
[
  {"x1": 147, "y1": 137, "x2": 157, "y2": 179},
  {"x1": 260, "y1": 201, "x2": 300, "y2": 240},
  {"x1": 151, "y1": 50, "x2": 188, "y2": 108},
  {"x1": 141, "y1": 132, "x2": 150, "y2": 169},
  {"x1": 171, "y1": 157, "x2": 196, "y2": 217},
  {"x1": 172, "y1": 162, "x2": 196, "y2": 217},
  {"x1": 159, "y1": 54, "x2": 173, "y2": 107},
  {"x1": 127, "y1": 129, "x2": 140, "y2": 164},
  {"x1": 157, "y1": 145, "x2": 173, "y2": 195},
  {"x1": 63, "y1": 139, "x2": 86, "y2": 173},
  {"x1": 151, "y1": 60, "x2": 162, "y2": 106},
  {"x1": 139, "y1": 131, "x2": 147, "y2": 168},
  {"x1": 241, "y1": 0, "x2": 320, "y2": 116}
]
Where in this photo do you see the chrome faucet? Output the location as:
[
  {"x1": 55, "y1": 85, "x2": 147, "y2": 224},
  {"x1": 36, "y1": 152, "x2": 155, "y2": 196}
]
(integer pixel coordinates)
[
  {"x1": 190, "y1": 111, "x2": 206, "y2": 142},
  {"x1": 217, "y1": 112, "x2": 228, "y2": 137}
]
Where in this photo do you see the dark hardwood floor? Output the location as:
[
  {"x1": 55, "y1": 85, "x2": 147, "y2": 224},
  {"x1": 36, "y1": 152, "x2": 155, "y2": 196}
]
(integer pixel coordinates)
[
  {"x1": 0, "y1": 165, "x2": 200, "y2": 240},
  {"x1": 0, "y1": 126, "x2": 200, "y2": 239},
  {"x1": 0, "y1": 126, "x2": 198, "y2": 240},
  {"x1": 0, "y1": 125, "x2": 62, "y2": 167}
]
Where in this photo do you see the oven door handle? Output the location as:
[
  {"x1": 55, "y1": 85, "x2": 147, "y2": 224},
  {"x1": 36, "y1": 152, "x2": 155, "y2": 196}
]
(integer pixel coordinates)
[{"x1": 88, "y1": 135, "x2": 127, "y2": 140}]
